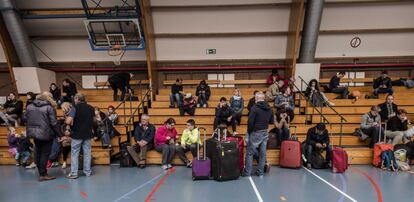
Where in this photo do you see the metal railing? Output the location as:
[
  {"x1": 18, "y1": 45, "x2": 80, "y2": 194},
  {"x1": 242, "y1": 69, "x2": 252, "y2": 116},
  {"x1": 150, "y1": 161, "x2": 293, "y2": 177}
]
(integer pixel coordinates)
[{"x1": 123, "y1": 88, "x2": 152, "y2": 143}]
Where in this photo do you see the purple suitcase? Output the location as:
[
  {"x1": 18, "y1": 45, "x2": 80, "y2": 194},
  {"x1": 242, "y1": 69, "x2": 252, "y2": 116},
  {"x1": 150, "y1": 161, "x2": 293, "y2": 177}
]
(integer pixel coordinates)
[{"x1": 192, "y1": 127, "x2": 211, "y2": 180}]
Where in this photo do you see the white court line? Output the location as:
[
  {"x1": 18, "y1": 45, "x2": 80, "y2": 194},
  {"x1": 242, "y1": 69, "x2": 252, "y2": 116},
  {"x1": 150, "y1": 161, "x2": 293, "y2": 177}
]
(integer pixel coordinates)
[
  {"x1": 248, "y1": 177, "x2": 264, "y2": 202},
  {"x1": 113, "y1": 171, "x2": 166, "y2": 202},
  {"x1": 303, "y1": 167, "x2": 358, "y2": 202}
]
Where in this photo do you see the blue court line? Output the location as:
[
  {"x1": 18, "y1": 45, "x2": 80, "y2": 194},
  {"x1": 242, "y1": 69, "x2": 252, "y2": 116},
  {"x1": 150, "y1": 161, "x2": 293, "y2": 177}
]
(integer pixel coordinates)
[{"x1": 112, "y1": 171, "x2": 167, "y2": 202}]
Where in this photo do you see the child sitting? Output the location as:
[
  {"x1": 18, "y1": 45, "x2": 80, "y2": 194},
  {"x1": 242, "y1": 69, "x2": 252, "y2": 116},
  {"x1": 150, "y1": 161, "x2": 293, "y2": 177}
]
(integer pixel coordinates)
[
  {"x1": 7, "y1": 127, "x2": 18, "y2": 165},
  {"x1": 58, "y1": 125, "x2": 72, "y2": 169},
  {"x1": 16, "y1": 132, "x2": 33, "y2": 167}
]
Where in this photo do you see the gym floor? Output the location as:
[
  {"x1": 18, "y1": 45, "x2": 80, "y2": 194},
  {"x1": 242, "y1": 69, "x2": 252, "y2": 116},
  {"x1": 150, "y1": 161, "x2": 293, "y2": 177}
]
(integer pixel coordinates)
[{"x1": 0, "y1": 164, "x2": 413, "y2": 202}]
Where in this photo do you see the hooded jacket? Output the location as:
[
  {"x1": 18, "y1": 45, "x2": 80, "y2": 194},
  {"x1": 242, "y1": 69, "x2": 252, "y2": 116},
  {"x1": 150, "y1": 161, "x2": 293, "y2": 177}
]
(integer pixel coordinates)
[
  {"x1": 305, "y1": 126, "x2": 330, "y2": 147},
  {"x1": 25, "y1": 99, "x2": 62, "y2": 141},
  {"x1": 230, "y1": 96, "x2": 244, "y2": 115},
  {"x1": 248, "y1": 101, "x2": 273, "y2": 134},
  {"x1": 196, "y1": 82, "x2": 211, "y2": 100}
]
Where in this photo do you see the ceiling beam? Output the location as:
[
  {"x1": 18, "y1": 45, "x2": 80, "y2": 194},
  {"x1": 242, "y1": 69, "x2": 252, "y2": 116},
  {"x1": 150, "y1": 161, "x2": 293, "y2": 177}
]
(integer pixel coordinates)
[
  {"x1": 138, "y1": 0, "x2": 158, "y2": 101},
  {"x1": 285, "y1": 0, "x2": 305, "y2": 77},
  {"x1": 0, "y1": 14, "x2": 19, "y2": 93}
]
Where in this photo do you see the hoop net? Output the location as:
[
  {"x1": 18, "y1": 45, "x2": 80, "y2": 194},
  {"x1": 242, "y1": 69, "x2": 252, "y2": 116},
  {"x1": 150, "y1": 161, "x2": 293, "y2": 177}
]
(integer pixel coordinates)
[{"x1": 108, "y1": 43, "x2": 124, "y2": 66}]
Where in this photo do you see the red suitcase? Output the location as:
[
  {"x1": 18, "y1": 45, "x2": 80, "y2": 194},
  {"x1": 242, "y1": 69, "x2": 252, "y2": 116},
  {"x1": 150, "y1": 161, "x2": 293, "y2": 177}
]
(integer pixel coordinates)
[
  {"x1": 226, "y1": 135, "x2": 245, "y2": 172},
  {"x1": 373, "y1": 123, "x2": 393, "y2": 167},
  {"x1": 280, "y1": 126, "x2": 302, "y2": 168},
  {"x1": 332, "y1": 147, "x2": 348, "y2": 173}
]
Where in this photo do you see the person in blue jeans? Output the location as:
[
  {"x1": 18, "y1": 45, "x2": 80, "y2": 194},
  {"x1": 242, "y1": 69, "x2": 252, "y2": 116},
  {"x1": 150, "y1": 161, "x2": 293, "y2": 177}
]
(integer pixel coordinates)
[
  {"x1": 302, "y1": 123, "x2": 331, "y2": 169},
  {"x1": 65, "y1": 94, "x2": 95, "y2": 179},
  {"x1": 169, "y1": 78, "x2": 184, "y2": 108},
  {"x1": 243, "y1": 92, "x2": 273, "y2": 177},
  {"x1": 373, "y1": 70, "x2": 393, "y2": 96}
]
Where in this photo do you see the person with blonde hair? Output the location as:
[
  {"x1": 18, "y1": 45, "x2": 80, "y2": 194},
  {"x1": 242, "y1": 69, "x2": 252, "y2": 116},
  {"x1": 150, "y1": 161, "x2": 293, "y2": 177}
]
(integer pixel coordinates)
[
  {"x1": 25, "y1": 91, "x2": 62, "y2": 181},
  {"x1": 230, "y1": 88, "x2": 244, "y2": 134}
]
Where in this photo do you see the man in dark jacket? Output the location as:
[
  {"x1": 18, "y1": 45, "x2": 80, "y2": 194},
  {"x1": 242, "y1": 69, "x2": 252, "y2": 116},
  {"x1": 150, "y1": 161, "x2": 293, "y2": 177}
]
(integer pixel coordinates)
[
  {"x1": 243, "y1": 92, "x2": 273, "y2": 177},
  {"x1": 378, "y1": 95, "x2": 398, "y2": 121},
  {"x1": 386, "y1": 109, "x2": 408, "y2": 145},
  {"x1": 127, "y1": 114, "x2": 156, "y2": 168},
  {"x1": 373, "y1": 70, "x2": 393, "y2": 96},
  {"x1": 328, "y1": 72, "x2": 349, "y2": 99},
  {"x1": 25, "y1": 92, "x2": 62, "y2": 181},
  {"x1": 169, "y1": 78, "x2": 184, "y2": 108},
  {"x1": 61, "y1": 79, "x2": 78, "y2": 103},
  {"x1": 302, "y1": 123, "x2": 331, "y2": 169},
  {"x1": 0, "y1": 92, "x2": 23, "y2": 127},
  {"x1": 108, "y1": 72, "x2": 134, "y2": 101},
  {"x1": 66, "y1": 94, "x2": 95, "y2": 179},
  {"x1": 213, "y1": 97, "x2": 233, "y2": 130}
]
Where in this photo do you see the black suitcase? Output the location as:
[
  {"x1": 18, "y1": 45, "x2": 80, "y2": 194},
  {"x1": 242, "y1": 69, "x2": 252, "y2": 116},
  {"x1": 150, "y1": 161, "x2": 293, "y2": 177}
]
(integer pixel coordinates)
[
  {"x1": 120, "y1": 142, "x2": 135, "y2": 167},
  {"x1": 206, "y1": 128, "x2": 240, "y2": 181}
]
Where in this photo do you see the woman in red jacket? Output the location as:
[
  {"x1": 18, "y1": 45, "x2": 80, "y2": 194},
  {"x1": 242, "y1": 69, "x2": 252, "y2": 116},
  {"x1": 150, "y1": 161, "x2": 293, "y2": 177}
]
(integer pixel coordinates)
[{"x1": 155, "y1": 118, "x2": 178, "y2": 170}]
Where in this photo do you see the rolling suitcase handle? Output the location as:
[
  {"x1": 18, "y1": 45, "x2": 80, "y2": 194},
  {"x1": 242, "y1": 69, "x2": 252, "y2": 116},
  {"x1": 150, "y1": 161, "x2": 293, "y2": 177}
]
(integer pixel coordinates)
[
  {"x1": 289, "y1": 125, "x2": 297, "y2": 140},
  {"x1": 198, "y1": 127, "x2": 207, "y2": 161},
  {"x1": 379, "y1": 122, "x2": 387, "y2": 143},
  {"x1": 213, "y1": 127, "x2": 228, "y2": 141}
]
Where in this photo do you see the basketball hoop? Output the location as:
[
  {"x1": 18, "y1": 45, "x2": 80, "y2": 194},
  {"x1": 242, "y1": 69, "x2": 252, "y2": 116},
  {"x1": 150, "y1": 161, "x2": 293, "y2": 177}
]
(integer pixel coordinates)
[{"x1": 108, "y1": 44, "x2": 124, "y2": 66}]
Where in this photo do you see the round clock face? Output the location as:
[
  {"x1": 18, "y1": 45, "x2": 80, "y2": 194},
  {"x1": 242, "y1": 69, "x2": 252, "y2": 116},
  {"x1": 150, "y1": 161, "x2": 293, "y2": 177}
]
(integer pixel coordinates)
[{"x1": 350, "y1": 37, "x2": 361, "y2": 48}]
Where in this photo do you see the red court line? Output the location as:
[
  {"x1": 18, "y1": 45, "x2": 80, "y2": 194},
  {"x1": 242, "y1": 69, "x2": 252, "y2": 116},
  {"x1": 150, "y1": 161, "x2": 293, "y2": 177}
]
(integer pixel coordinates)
[
  {"x1": 351, "y1": 167, "x2": 383, "y2": 202},
  {"x1": 80, "y1": 191, "x2": 88, "y2": 198},
  {"x1": 144, "y1": 168, "x2": 176, "y2": 202}
]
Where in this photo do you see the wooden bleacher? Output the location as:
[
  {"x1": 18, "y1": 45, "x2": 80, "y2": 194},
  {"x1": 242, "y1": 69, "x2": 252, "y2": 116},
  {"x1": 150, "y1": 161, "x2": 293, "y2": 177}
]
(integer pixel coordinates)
[{"x1": 1, "y1": 79, "x2": 413, "y2": 166}]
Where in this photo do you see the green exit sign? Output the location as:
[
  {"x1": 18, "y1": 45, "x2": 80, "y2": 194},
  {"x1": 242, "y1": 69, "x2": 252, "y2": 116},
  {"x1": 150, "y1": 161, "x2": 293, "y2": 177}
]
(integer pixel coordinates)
[{"x1": 206, "y1": 49, "x2": 216, "y2": 54}]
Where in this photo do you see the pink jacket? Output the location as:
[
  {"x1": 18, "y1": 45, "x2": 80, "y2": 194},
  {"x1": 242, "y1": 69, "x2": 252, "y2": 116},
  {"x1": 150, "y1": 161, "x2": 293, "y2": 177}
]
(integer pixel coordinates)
[{"x1": 155, "y1": 125, "x2": 178, "y2": 147}]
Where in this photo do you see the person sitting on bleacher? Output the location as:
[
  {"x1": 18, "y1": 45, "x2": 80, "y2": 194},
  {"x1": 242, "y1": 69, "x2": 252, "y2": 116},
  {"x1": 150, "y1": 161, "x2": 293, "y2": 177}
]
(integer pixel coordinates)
[
  {"x1": 386, "y1": 109, "x2": 409, "y2": 145},
  {"x1": 274, "y1": 109, "x2": 290, "y2": 142},
  {"x1": 196, "y1": 80, "x2": 211, "y2": 108},
  {"x1": 247, "y1": 90, "x2": 259, "y2": 115},
  {"x1": 177, "y1": 119, "x2": 201, "y2": 168},
  {"x1": 302, "y1": 123, "x2": 331, "y2": 169},
  {"x1": 93, "y1": 107, "x2": 115, "y2": 148},
  {"x1": 49, "y1": 83, "x2": 61, "y2": 105},
  {"x1": 127, "y1": 114, "x2": 155, "y2": 169},
  {"x1": 230, "y1": 89, "x2": 244, "y2": 133},
  {"x1": 378, "y1": 94, "x2": 398, "y2": 122},
  {"x1": 328, "y1": 71, "x2": 349, "y2": 99},
  {"x1": 169, "y1": 78, "x2": 184, "y2": 108},
  {"x1": 61, "y1": 79, "x2": 78, "y2": 103},
  {"x1": 155, "y1": 118, "x2": 179, "y2": 170},
  {"x1": 213, "y1": 97, "x2": 234, "y2": 133},
  {"x1": 265, "y1": 79, "x2": 282, "y2": 102},
  {"x1": 108, "y1": 72, "x2": 134, "y2": 101},
  {"x1": 360, "y1": 106, "x2": 384, "y2": 147},
  {"x1": 373, "y1": 70, "x2": 393, "y2": 97},
  {"x1": 275, "y1": 87, "x2": 295, "y2": 121},
  {"x1": 180, "y1": 93, "x2": 197, "y2": 116},
  {"x1": 305, "y1": 79, "x2": 334, "y2": 107},
  {"x1": 105, "y1": 105, "x2": 119, "y2": 125},
  {"x1": 266, "y1": 69, "x2": 285, "y2": 86},
  {"x1": 0, "y1": 92, "x2": 23, "y2": 127}
]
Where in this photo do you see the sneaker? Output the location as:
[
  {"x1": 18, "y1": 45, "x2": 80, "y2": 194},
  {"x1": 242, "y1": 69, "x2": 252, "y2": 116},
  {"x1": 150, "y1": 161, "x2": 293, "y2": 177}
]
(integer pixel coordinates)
[
  {"x1": 39, "y1": 175, "x2": 56, "y2": 182},
  {"x1": 203, "y1": 104, "x2": 207, "y2": 108},
  {"x1": 66, "y1": 174, "x2": 78, "y2": 179},
  {"x1": 52, "y1": 162, "x2": 59, "y2": 167},
  {"x1": 307, "y1": 163, "x2": 312, "y2": 169},
  {"x1": 167, "y1": 164, "x2": 173, "y2": 169},
  {"x1": 25, "y1": 162, "x2": 36, "y2": 169},
  {"x1": 264, "y1": 163, "x2": 271, "y2": 173},
  {"x1": 186, "y1": 161, "x2": 192, "y2": 168},
  {"x1": 16, "y1": 163, "x2": 20, "y2": 167},
  {"x1": 62, "y1": 162, "x2": 67, "y2": 169},
  {"x1": 84, "y1": 173, "x2": 92, "y2": 177},
  {"x1": 161, "y1": 165, "x2": 168, "y2": 170},
  {"x1": 138, "y1": 164, "x2": 146, "y2": 169},
  {"x1": 197, "y1": 104, "x2": 200, "y2": 108}
]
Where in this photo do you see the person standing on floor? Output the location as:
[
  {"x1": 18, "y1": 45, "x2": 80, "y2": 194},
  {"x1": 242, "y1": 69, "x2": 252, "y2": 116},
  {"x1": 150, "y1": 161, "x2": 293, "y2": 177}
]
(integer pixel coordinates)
[
  {"x1": 25, "y1": 92, "x2": 62, "y2": 181},
  {"x1": 127, "y1": 114, "x2": 156, "y2": 168},
  {"x1": 230, "y1": 88, "x2": 244, "y2": 134},
  {"x1": 65, "y1": 94, "x2": 95, "y2": 179},
  {"x1": 243, "y1": 92, "x2": 273, "y2": 177},
  {"x1": 108, "y1": 72, "x2": 134, "y2": 101}
]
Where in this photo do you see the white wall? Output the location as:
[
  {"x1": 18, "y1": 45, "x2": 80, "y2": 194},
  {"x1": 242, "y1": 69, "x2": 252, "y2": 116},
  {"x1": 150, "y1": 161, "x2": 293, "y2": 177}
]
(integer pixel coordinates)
[
  {"x1": 153, "y1": 7, "x2": 290, "y2": 33},
  {"x1": 321, "y1": 3, "x2": 414, "y2": 30},
  {"x1": 316, "y1": 33, "x2": 414, "y2": 58},
  {"x1": 156, "y1": 36, "x2": 287, "y2": 60},
  {"x1": 32, "y1": 39, "x2": 146, "y2": 63}
]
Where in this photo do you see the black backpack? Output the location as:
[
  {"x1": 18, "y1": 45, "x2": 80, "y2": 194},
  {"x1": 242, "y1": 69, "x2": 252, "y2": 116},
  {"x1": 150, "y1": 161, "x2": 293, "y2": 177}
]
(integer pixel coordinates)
[
  {"x1": 311, "y1": 151, "x2": 326, "y2": 169},
  {"x1": 120, "y1": 142, "x2": 135, "y2": 167}
]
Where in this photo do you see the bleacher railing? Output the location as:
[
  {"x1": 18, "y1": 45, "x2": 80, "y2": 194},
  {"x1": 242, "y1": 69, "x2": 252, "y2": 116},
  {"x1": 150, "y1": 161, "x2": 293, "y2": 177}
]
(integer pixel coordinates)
[{"x1": 291, "y1": 78, "x2": 347, "y2": 146}]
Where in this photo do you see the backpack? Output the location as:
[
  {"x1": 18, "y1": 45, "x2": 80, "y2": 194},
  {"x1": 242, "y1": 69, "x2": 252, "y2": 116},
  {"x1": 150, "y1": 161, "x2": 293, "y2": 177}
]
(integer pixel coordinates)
[
  {"x1": 381, "y1": 150, "x2": 398, "y2": 172},
  {"x1": 394, "y1": 144, "x2": 412, "y2": 171},
  {"x1": 405, "y1": 79, "x2": 414, "y2": 88},
  {"x1": 311, "y1": 151, "x2": 326, "y2": 169}
]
